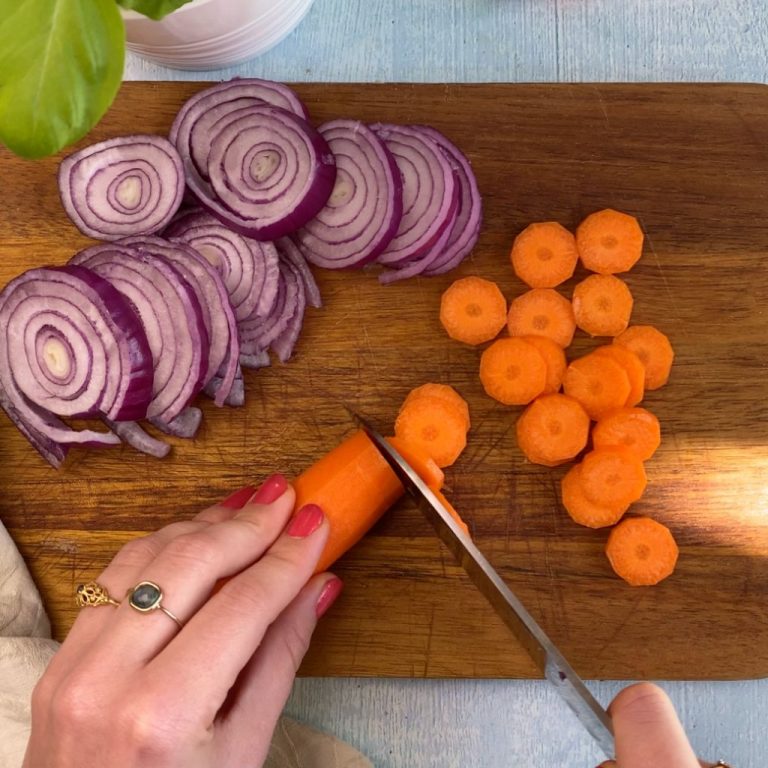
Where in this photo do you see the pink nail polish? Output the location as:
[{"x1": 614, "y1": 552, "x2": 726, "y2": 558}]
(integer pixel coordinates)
[
  {"x1": 251, "y1": 473, "x2": 288, "y2": 505},
  {"x1": 316, "y1": 577, "x2": 344, "y2": 618},
  {"x1": 286, "y1": 503, "x2": 324, "y2": 538},
  {"x1": 220, "y1": 485, "x2": 257, "y2": 510}
]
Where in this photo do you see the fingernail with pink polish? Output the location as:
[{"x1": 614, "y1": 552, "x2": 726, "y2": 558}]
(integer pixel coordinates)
[
  {"x1": 286, "y1": 503, "x2": 324, "y2": 538},
  {"x1": 251, "y1": 473, "x2": 288, "y2": 505},
  {"x1": 220, "y1": 485, "x2": 257, "y2": 510},
  {"x1": 316, "y1": 577, "x2": 344, "y2": 618}
]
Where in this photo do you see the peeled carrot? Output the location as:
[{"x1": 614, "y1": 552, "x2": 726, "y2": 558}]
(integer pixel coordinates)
[
  {"x1": 561, "y1": 464, "x2": 628, "y2": 528},
  {"x1": 576, "y1": 209, "x2": 644, "y2": 274},
  {"x1": 521, "y1": 335, "x2": 566, "y2": 394},
  {"x1": 515, "y1": 394, "x2": 590, "y2": 466},
  {"x1": 402, "y1": 383, "x2": 470, "y2": 431},
  {"x1": 394, "y1": 395, "x2": 467, "y2": 468},
  {"x1": 507, "y1": 288, "x2": 576, "y2": 348},
  {"x1": 439, "y1": 276, "x2": 507, "y2": 345},
  {"x1": 562, "y1": 351, "x2": 631, "y2": 420},
  {"x1": 479, "y1": 337, "x2": 548, "y2": 405},
  {"x1": 432, "y1": 488, "x2": 470, "y2": 536},
  {"x1": 293, "y1": 430, "x2": 405, "y2": 574},
  {"x1": 592, "y1": 344, "x2": 645, "y2": 407},
  {"x1": 510, "y1": 222, "x2": 579, "y2": 288},
  {"x1": 592, "y1": 407, "x2": 661, "y2": 461},
  {"x1": 606, "y1": 516, "x2": 679, "y2": 586},
  {"x1": 614, "y1": 325, "x2": 675, "y2": 390},
  {"x1": 579, "y1": 447, "x2": 647, "y2": 509},
  {"x1": 572, "y1": 274, "x2": 634, "y2": 337},
  {"x1": 387, "y1": 435, "x2": 445, "y2": 490}
]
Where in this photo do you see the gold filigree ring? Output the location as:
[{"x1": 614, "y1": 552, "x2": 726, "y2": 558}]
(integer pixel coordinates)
[
  {"x1": 126, "y1": 581, "x2": 183, "y2": 629},
  {"x1": 75, "y1": 581, "x2": 120, "y2": 609}
]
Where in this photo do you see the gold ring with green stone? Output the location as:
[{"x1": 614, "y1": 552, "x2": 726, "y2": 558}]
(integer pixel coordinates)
[{"x1": 127, "y1": 581, "x2": 184, "y2": 629}]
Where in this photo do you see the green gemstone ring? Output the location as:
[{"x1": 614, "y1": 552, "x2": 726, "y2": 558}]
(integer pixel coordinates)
[{"x1": 127, "y1": 580, "x2": 183, "y2": 629}]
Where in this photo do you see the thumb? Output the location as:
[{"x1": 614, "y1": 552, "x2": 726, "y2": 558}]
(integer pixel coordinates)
[{"x1": 603, "y1": 682, "x2": 700, "y2": 767}]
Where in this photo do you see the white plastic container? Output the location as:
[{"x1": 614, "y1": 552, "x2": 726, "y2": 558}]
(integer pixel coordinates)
[{"x1": 122, "y1": 0, "x2": 315, "y2": 70}]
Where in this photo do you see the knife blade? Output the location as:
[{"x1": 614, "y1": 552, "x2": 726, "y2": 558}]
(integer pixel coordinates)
[{"x1": 357, "y1": 416, "x2": 615, "y2": 758}]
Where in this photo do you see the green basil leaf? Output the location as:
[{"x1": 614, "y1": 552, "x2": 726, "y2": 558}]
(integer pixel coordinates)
[
  {"x1": 118, "y1": 0, "x2": 195, "y2": 21},
  {"x1": 0, "y1": 0, "x2": 125, "y2": 159}
]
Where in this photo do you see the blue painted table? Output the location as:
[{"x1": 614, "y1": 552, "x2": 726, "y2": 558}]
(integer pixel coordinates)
[{"x1": 125, "y1": 2, "x2": 767, "y2": 764}]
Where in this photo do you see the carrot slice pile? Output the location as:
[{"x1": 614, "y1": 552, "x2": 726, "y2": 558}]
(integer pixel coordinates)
[
  {"x1": 394, "y1": 395, "x2": 468, "y2": 468},
  {"x1": 516, "y1": 394, "x2": 590, "y2": 467},
  {"x1": 592, "y1": 344, "x2": 645, "y2": 407},
  {"x1": 576, "y1": 209, "x2": 644, "y2": 274},
  {"x1": 592, "y1": 407, "x2": 661, "y2": 461},
  {"x1": 440, "y1": 276, "x2": 508, "y2": 345},
  {"x1": 387, "y1": 435, "x2": 446, "y2": 490},
  {"x1": 520, "y1": 335, "x2": 566, "y2": 394},
  {"x1": 562, "y1": 351, "x2": 631, "y2": 420},
  {"x1": 606, "y1": 516, "x2": 679, "y2": 586},
  {"x1": 561, "y1": 464, "x2": 628, "y2": 529},
  {"x1": 614, "y1": 325, "x2": 675, "y2": 390},
  {"x1": 403, "y1": 383, "x2": 471, "y2": 431},
  {"x1": 579, "y1": 447, "x2": 647, "y2": 509},
  {"x1": 510, "y1": 222, "x2": 579, "y2": 288},
  {"x1": 507, "y1": 287, "x2": 576, "y2": 347},
  {"x1": 572, "y1": 274, "x2": 634, "y2": 337},
  {"x1": 479, "y1": 337, "x2": 548, "y2": 405}
]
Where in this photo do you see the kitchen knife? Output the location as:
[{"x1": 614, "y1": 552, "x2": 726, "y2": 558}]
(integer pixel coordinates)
[{"x1": 357, "y1": 416, "x2": 615, "y2": 758}]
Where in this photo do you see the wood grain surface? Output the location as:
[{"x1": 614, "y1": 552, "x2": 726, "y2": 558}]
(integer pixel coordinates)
[{"x1": 1, "y1": 82, "x2": 767, "y2": 680}]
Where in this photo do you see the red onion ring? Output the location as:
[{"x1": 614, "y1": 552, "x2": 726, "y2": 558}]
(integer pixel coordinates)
[
  {"x1": 293, "y1": 119, "x2": 403, "y2": 269},
  {"x1": 275, "y1": 237, "x2": 322, "y2": 308},
  {"x1": 58, "y1": 136, "x2": 184, "y2": 240},
  {"x1": 106, "y1": 419, "x2": 170, "y2": 459}
]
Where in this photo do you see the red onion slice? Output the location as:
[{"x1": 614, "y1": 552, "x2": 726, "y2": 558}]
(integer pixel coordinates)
[
  {"x1": 371, "y1": 124, "x2": 457, "y2": 267},
  {"x1": 166, "y1": 210, "x2": 280, "y2": 321},
  {"x1": 106, "y1": 419, "x2": 170, "y2": 459},
  {"x1": 239, "y1": 351, "x2": 271, "y2": 369},
  {"x1": 275, "y1": 237, "x2": 322, "y2": 309},
  {"x1": 204, "y1": 365, "x2": 245, "y2": 407},
  {"x1": 70, "y1": 245, "x2": 208, "y2": 423},
  {"x1": 188, "y1": 105, "x2": 336, "y2": 241},
  {"x1": 293, "y1": 119, "x2": 403, "y2": 269},
  {"x1": 150, "y1": 406, "x2": 202, "y2": 439},
  {"x1": 59, "y1": 136, "x2": 185, "y2": 240}
]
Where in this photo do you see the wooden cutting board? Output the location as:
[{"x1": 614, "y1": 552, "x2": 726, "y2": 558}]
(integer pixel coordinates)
[{"x1": 1, "y1": 83, "x2": 767, "y2": 680}]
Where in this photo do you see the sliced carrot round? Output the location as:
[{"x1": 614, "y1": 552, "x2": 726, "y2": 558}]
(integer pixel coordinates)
[
  {"x1": 561, "y1": 464, "x2": 628, "y2": 528},
  {"x1": 572, "y1": 274, "x2": 634, "y2": 337},
  {"x1": 440, "y1": 276, "x2": 508, "y2": 345},
  {"x1": 516, "y1": 394, "x2": 590, "y2": 466},
  {"x1": 387, "y1": 436, "x2": 446, "y2": 490},
  {"x1": 510, "y1": 222, "x2": 579, "y2": 288},
  {"x1": 592, "y1": 344, "x2": 645, "y2": 407},
  {"x1": 576, "y1": 209, "x2": 644, "y2": 274},
  {"x1": 614, "y1": 325, "x2": 674, "y2": 390},
  {"x1": 507, "y1": 288, "x2": 576, "y2": 348},
  {"x1": 402, "y1": 383, "x2": 471, "y2": 431},
  {"x1": 592, "y1": 407, "x2": 661, "y2": 461},
  {"x1": 479, "y1": 337, "x2": 548, "y2": 406},
  {"x1": 580, "y1": 447, "x2": 647, "y2": 509},
  {"x1": 394, "y1": 396, "x2": 467, "y2": 468},
  {"x1": 562, "y1": 351, "x2": 631, "y2": 420},
  {"x1": 606, "y1": 516, "x2": 679, "y2": 586},
  {"x1": 520, "y1": 335, "x2": 566, "y2": 394}
]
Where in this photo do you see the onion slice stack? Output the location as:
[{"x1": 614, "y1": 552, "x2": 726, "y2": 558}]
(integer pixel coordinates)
[
  {"x1": 59, "y1": 136, "x2": 185, "y2": 240},
  {"x1": 70, "y1": 245, "x2": 208, "y2": 425},
  {"x1": 0, "y1": 266, "x2": 154, "y2": 467},
  {"x1": 293, "y1": 120, "x2": 403, "y2": 269}
]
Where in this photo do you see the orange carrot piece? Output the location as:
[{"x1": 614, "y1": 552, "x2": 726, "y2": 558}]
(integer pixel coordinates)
[
  {"x1": 507, "y1": 288, "x2": 576, "y2": 348},
  {"x1": 516, "y1": 393, "x2": 590, "y2": 466},
  {"x1": 606, "y1": 517, "x2": 679, "y2": 586},
  {"x1": 402, "y1": 383, "x2": 471, "y2": 431},
  {"x1": 394, "y1": 396, "x2": 467, "y2": 468},
  {"x1": 479, "y1": 337, "x2": 548, "y2": 406},
  {"x1": 439, "y1": 276, "x2": 508, "y2": 345},
  {"x1": 521, "y1": 335, "x2": 567, "y2": 394},
  {"x1": 614, "y1": 325, "x2": 675, "y2": 390},
  {"x1": 579, "y1": 447, "x2": 647, "y2": 509},
  {"x1": 592, "y1": 407, "x2": 661, "y2": 461},
  {"x1": 572, "y1": 274, "x2": 634, "y2": 337},
  {"x1": 592, "y1": 344, "x2": 645, "y2": 407},
  {"x1": 562, "y1": 351, "x2": 631, "y2": 420},
  {"x1": 576, "y1": 209, "x2": 644, "y2": 274},
  {"x1": 293, "y1": 430, "x2": 405, "y2": 574},
  {"x1": 561, "y1": 464, "x2": 628, "y2": 528},
  {"x1": 387, "y1": 435, "x2": 445, "y2": 490},
  {"x1": 432, "y1": 488, "x2": 470, "y2": 536},
  {"x1": 510, "y1": 222, "x2": 579, "y2": 288}
]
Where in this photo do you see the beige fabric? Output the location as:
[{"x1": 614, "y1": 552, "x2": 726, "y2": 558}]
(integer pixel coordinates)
[{"x1": 0, "y1": 520, "x2": 370, "y2": 768}]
